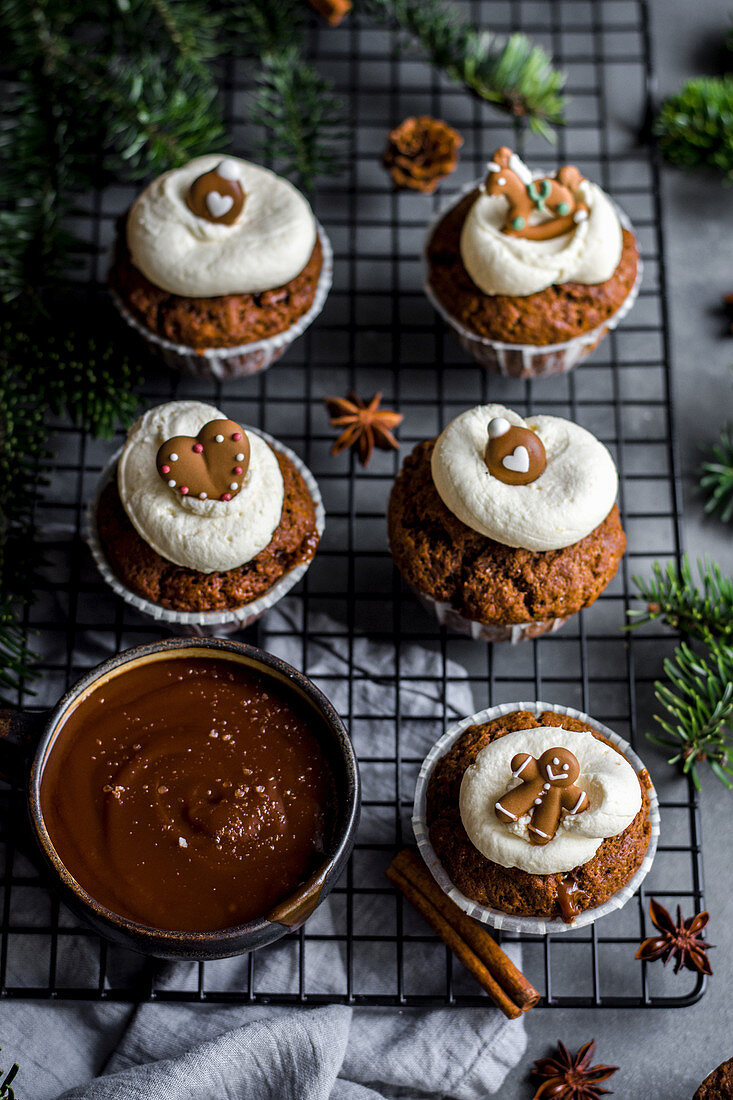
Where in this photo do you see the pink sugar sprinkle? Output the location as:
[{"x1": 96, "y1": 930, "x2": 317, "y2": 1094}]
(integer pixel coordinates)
[
  {"x1": 234, "y1": 466, "x2": 243, "y2": 475},
  {"x1": 161, "y1": 464, "x2": 170, "y2": 474},
  {"x1": 232, "y1": 432, "x2": 242, "y2": 440},
  {"x1": 180, "y1": 486, "x2": 189, "y2": 495},
  {"x1": 193, "y1": 443, "x2": 204, "y2": 453},
  {"x1": 221, "y1": 492, "x2": 232, "y2": 501}
]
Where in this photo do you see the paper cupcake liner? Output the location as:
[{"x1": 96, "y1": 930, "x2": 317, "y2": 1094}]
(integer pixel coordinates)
[
  {"x1": 413, "y1": 700, "x2": 659, "y2": 936},
  {"x1": 86, "y1": 428, "x2": 326, "y2": 637},
  {"x1": 412, "y1": 586, "x2": 569, "y2": 643},
  {"x1": 423, "y1": 184, "x2": 642, "y2": 379},
  {"x1": 110, "y1": 223, "x2": 333, "y2": 380}
]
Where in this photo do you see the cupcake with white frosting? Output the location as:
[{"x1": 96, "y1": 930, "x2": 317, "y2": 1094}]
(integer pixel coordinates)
[
  {"x1": 109, "y1": 156, "x2": 332, "y2": 379},
  {"x1": 424, "y1": 146, "x2": 640, "y2": 378},
  {"x1": 414, "y1": 702, "x2": 657, "y2": 931},
  {"x1": 88, "y1": 400, "x2": 325, "y2": 634},
  {"x1": 387, "y1": 403, "x2": 626, "y2": 642}
]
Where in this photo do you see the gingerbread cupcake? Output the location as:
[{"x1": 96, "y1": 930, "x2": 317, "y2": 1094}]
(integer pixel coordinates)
[
  {"x1": 88, "y1": 400, "x2": 324, "y2": 633},
  {"x1": 387, "y1": 403, "x2": 626, "y2": 641},
  {"x1": 109, "y1": 155, "x2": 332, "y2": 378},
  {"x1": 425, "y1": 146, "x2": 640, "y2": 378},
  {"x1": 413, "y1": 701, "x2": 658, "y2": 933}
]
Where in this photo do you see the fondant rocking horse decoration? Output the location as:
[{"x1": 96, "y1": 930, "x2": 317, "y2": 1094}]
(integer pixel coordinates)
[{"x1": 482, "y1": 147, "x2": 589, "y2": 241}]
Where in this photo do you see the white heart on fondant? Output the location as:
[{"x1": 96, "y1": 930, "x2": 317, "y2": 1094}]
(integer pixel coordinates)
[
  {"x1": 206, "y1": 191, "x2": 234, "y2": 218},
  {"x1": 502, "y1": 445, "x2": 530, "y2": 473}
]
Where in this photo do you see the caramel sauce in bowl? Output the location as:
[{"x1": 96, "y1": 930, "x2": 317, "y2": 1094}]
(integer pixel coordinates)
[{"x1": 28, "y1": 639, "x2": 360, "y2": 959}]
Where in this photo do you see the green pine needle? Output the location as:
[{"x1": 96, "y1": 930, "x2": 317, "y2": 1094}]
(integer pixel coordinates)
[
  {"x1": 357, "y1": 0, "x2": 566, "y2": 139},
  {"x1": 223, "y1": 0, "x2": 346, "y2": 188},
  {"x1": 654, "y1": 76, "x2": 733, "y2": 182},
  {"x1": 252, "y1": 48, "x2": 347, "y2": 189},
  {"x1": 628, "y1": 556, "x2": 733, "y2": 646},
  {"x1": 700, "y1": 423, "x2": 733, "y2": 523},
  {"x1": 649, "y1": 641, "x2": 733, "y2": 789},
  {"x1": 0, "y1": 308, "x2": 142, "y2": 698}
]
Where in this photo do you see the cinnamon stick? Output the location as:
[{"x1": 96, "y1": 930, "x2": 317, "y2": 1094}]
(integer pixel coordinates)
[{"x1": 387, "y1": 847, "x2": 540, "y2": 1017}]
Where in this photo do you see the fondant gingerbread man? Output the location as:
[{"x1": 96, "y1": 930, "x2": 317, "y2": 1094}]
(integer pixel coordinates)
[{"x1": 495, "y1": 747, "x2": 588, "y2": 846}]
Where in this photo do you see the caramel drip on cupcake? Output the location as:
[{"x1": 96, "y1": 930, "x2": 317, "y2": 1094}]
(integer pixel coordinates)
[
  {"x1": 156, "y1": 419, "x2": 251, "y2": 502},
  {"x1": 484, "y1": 417, "x2": 546, "y2": 486},
  {"x1": 186, "y1": 159, "x2": 245, "y2": 225}
]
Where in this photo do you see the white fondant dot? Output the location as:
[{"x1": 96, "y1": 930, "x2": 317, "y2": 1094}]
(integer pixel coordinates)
[
  {"x1": 217, "y1": 158, "x2": 241, "y2": 181},
  {"x1": 553, "y1": 758, "x2": 560, "y2": 765},
  {"x1": 235, "y1": 453, "x2": 245, "y2": 461},
  {"x1": 215, "y1": 434, "x2": 224, "y2": 443},
  {"x1": 199, "y1": 492, "x2": 207, "y2": 500},
  {"x1": 488, "y1": 416, "x2": 511, "y2": 439},
  {"x1": 543, "y1": 783, "x2": 550, "y2": 790},
  {"x1": 169, "y1": 452, "x2": 178, "y2": 462},
  {"x1": 534, "y1": 798, "x2": 542, "y2": 805},
  {"x1": 563, "y1": 763, "x2": 569, "y2": 771},
  {"x1": 229, "y1": 482, "x2": 238, "y2": 491},
  {"x1": 168, "y1": 480, "x2": 176, "y2": 488}
]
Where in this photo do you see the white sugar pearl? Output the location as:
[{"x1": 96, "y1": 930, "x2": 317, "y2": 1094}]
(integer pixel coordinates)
[
  {"x1": 534, "y1": 798, "x2": 542, "y2": 805},
  {"x1": 488, "y1": 416, "x2": 511, "y2": 439},
  {"x1": 169, "y1": 452, "x2": 178, "y2": 462},
  {"x1": 167, "y1": 480, "x2": 176, "y2": 488},
  {"x1": 229, "y1": 482, "x2": 238, "y2": 491},
  {"x1": 235, "y1": 453, "x2": 245, "y2": 461},
  {"x1": 215, "y1": 434, "x2": 224, "y2": 443},
  {"x1": 497, "y1": 176, "x2": 506, "y2": 185},
  {"x1": 217, "y1": 158, "x2": 241, "y2": 180},
  {"x1": 199, "y1": 492, "x2": 207, "y2": 500},
  {"x1": 543, "y1": 783, "x2": 550, "y2": 790}
]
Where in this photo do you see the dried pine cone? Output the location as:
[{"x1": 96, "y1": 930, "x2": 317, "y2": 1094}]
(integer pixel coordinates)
[{"x1": 383, "y1": 115, "x2": 463, "y2": 193}]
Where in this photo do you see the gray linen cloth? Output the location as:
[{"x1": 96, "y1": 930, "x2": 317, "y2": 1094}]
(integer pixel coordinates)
[{"x1": 2, "y1": 594, "x2": 526, "y2": 1098}]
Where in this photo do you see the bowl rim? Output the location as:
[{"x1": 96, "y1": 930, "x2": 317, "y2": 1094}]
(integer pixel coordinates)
[{"x1": 28, "y1": 636, "x2": 360, "y2": 948}]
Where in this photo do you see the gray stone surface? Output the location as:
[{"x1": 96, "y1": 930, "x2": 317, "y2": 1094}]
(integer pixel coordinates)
[{"x1": 501, "y1": 3, "x2": 733, "y2": 1097}]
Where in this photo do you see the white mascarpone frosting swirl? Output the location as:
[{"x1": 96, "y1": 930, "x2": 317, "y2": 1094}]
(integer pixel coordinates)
[
  {"x1": 117, "y1": 401, "x2": 285, "y2": 574},
  {"x1": 127, "y1": 155, "x2": 317, "y2": 297},
  {"x1": 430, "y1": 404, "x2": 618, "y2": 551},
  {"x1": 459, "y1": 726, "x2": 642, "y2": 875},
  {"x1": 460, "y1": 170, "x2": 623, "y2": 297}
]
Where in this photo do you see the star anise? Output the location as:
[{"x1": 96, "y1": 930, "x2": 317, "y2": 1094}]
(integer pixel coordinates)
[
  {"x1": 324, "y1": 392, "x2": 403, "y2": 467},
  {"x1": 635, "y1": 898, "x2": 713, "y2": 975},
  {"x1": 531, "y1": 1040, "x2": 617, "y2": 1099}
]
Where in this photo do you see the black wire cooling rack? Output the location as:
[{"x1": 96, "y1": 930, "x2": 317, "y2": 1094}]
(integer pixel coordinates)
[{"x1": 1, "y1": 0, "x2": 706, "y2": 1009}]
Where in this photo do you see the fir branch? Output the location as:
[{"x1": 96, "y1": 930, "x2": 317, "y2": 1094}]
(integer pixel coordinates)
[
  {"x1": 649, "y1": 642, "x2": 733, "y2": 789},
  {"x1": 252, "y1": 47, "x2": 347, "y2": 188},
  {"x1": 224, "y1": 0, "x2": 346, "y2": 187},
  {"x1": 654, "y1": 76, "x2": 733, "y2": 182},
  {"x1": 700, "y1": 423, "x2": 733, "y2": 523},
  {"x1": 0, "y1": 307, "x2": 142, "y2": 697},
  {"x1": 357, "y1": 0, "x2": 566, "y2": 139},
  {"x1": 628, "y1": 556, "x2": 733, "y2": 646}
]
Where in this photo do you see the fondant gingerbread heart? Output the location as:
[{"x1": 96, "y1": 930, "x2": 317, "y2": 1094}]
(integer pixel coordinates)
[
  {"x1": 156, "y1": 419, "x2": 251, "y2": 502},
  {"x1": 485, "y1": 416, "x2": 546, "y2": 486}
]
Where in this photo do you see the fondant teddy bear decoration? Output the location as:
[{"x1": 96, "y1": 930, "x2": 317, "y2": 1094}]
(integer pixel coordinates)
[
  {"x1": 482, "y1": 147, "x2": 589, "y2": 241},
  {"x1": 495, "y1": 747, "x2": 589, "y2": 846}
]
